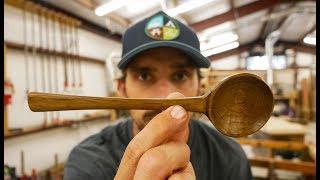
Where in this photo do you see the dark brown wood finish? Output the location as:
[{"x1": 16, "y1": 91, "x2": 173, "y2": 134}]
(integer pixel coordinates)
[
  {"x1": 28, "y1": 73, "x2": 274, "y2": 137},
  {"x1": 28, "y1": 92, "x2": 207, "y2": 113},
  {"x1": 206, "y1": 73, "x2": 274, "y2": 137}
]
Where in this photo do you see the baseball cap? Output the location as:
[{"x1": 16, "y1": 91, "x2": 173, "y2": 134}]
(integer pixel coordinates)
[{"x1": 117, "y1": 10, "x2": 211, "y2": 69}]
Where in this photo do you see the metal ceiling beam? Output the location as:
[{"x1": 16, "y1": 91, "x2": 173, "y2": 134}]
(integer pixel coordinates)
[
  {"x1": 258, "y1": 8, "x2": 273, "y2": 40},
  {"x1": 75, "y1": 0, "x2": 97, "y2": 10},
  {"x1": 107, "y1": 13, "x2": 130, "y2": 27},
  {"x1": 208, "y1": 40, "x2": 315, "y2": 61},
  {"x1": 273, "y1": 2, "x2": 296, "y2": 32},
  {"x1": 26, "y1": 0, "x2": 122, "y2": 42},
  {"x1": 190, "y1": 0, "x2": 314, "y2": 32},
  {"x1": 229, "y1": 0, "x2": 239, "y2": 34},
  {"x1": 75, "y1": 0, "x2": 131, "y2": 28},
  {"x1": 279, "y1": 40, "x2": 316, "y2": 55},
  {"x1": 208, "y1": 41, "x2": 259, "y2": 61},
  {"x1": 229, "y1": 0, "x2": 242, "y2": 66},
  {"x1": 298, "y1": 24, "x2": 316, "y2": 42}
]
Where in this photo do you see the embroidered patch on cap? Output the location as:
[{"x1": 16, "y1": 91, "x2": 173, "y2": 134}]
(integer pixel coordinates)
[{"x1": 145, "y1": 14, "x2": 180, "y2": 40}]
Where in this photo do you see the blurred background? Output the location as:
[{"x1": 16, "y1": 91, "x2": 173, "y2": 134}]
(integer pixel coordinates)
[{"x1": 4, "y1": 0, "x2": 316, "y2": 179}]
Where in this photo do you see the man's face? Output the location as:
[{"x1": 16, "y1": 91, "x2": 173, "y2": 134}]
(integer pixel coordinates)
[{"x1": 118, "y1": 47, "x2": 200, "y2": 132}]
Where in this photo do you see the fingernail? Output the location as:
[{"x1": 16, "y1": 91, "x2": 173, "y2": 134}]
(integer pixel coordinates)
[{"x1": 170, "y1": 105, "x2": 186, "y2": 119}]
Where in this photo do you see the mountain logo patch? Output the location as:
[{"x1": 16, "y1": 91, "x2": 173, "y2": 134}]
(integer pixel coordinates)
[{"x1": 145, "y1": 14, "x2": 180, "y2": 40}]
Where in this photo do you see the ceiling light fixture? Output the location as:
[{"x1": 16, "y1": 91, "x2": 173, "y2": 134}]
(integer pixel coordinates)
[
  {"x1": 200, "y1": 32, "x2": 238, "y2": 51},
  {"x1": 95, "y1": 0, "x2": 126, "y2": 16},
  {"x1": 303, "y1": 36, "x2": 316, "y2": 46},
  {"x1": 201, "y1": 41, "x2": 239, "y2": 57},
  {"x1": 166, "y1": 0, "x2": 217, "y2": 17}
]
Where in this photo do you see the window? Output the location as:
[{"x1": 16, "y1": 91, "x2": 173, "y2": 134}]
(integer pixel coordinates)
[{"x1": 246, "y1": 55, "x2": 286, "y2": 70}]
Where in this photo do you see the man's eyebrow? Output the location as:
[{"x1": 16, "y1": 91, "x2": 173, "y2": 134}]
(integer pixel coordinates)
[
  {"x1": 130, "y1": 66, "x2": 156, "y2": 72},
  {"x1": 169, "y1": 62, "x2": 195, "y2": 68}
]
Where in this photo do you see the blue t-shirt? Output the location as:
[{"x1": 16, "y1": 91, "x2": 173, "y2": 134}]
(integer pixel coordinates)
[{"x1": 64, "y1": 119, "x2": 252, "y2": 180}]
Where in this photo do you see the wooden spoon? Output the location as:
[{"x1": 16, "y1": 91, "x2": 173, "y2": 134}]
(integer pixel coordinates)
[{"x1": 28, "y1": 73, "x2": 274, "y2": 137}]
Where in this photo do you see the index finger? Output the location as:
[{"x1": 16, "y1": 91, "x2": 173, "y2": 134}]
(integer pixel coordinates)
[
  {"x1": 168, "y1": 162, "x2": 195, "y2": 180},
  {"x1": 115, "y1": 104, "x2": 189, "y2": 180}
]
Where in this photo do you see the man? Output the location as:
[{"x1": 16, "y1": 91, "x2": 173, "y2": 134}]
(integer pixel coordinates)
[{"x1": 64, "y1": 11, "x2": 252, "y2": 180}]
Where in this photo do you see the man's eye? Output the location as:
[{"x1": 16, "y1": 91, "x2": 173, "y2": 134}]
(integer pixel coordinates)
[
  {"x1": 173, "y1": 72, "x2": 188, "y2": 81},
  {"x1": 138, "y1": 72, "x2": 151, "y2": 81}
]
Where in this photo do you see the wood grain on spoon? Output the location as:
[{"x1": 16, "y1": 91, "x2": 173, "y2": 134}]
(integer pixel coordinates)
[
  {"x1": 28, "y1": 92, "x2": 207, "y2": 113},
  {"x1": 27, "y1": 73, "x2": 274, "y2": 137}
]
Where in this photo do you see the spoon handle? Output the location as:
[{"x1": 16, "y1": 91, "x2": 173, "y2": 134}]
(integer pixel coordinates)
[{"x1": 28, "y1": 92, "x2": 207, "y2": 113}]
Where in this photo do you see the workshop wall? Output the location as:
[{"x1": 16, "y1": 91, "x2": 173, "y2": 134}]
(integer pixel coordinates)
[
  {"x1": 274, "y1": 52, "x2": 315, "y2": 90},
  {"x1": 210, "y1": 52, "x2": 315, "y2": 83},
  {"x1": 4, "y1": 4, "x2": 121, "y2": 60},
  {"x1": 4, "y1": 2, "x2": 316, "y2": 177},
  {"x1": 6, "y1": 51, "x2": 108, "y2": 128},
  {"x1": 4, "y1": 4, "x2": 121, "y2": 175},
  {"x1": 211, "y1": 55, "x2": 239, "y2": 70},
  {"x1": 4, "y1": 120, "x2": 116, "y2": 176}
]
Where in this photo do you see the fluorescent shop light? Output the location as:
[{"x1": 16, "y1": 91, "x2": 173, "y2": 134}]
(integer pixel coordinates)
[
  {"x1": 303, "y1": 36, "x2": 316, "y2": 45},
  {"x1": 166, "y1": 0, "x2": 217, "y2": 17},
  {"x1": 198, "y1": 23, "x2": 234, "y2": 42},
  {"x1": 201, "y1": 41, "x2": 239, "y2": 57},
  {"x1": 96, "y1": 0, "x2": 217, "y2": 17},
  {"x1": 126, "y1": 0, "x2": 160, "y2": 14},
  {"x1": 200, "y1": 32, "x2": 238, "y2": 51},
  {"x1": 95, "y1": 0, "x2": 126, "y2": 16}
]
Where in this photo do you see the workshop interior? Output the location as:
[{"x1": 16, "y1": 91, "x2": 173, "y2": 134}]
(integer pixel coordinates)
[{"x1": 4, "y1": 0, "x2": 316, "y2": 179}]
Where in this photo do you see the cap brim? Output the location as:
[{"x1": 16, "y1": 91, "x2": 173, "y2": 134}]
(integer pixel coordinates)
[{"x1": 118, "y1": 41, "x2": 211, "y2": 69}]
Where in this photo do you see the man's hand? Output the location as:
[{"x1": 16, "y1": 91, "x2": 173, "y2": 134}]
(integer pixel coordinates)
[{"x1": 114, "y1": 93, "x2": 195, "y2": 180}]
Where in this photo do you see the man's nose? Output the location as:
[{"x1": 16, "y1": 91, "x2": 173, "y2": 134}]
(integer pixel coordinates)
[{"x1": 156, "y1": 79, "x2": 177, "y2": 98}]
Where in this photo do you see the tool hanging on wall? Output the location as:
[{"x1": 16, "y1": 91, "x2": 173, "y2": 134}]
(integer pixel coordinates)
[
  {"x1": 54, "y1": 153, "x2": 59, "y2": 169},
  {"x1": 72, "y1": 18, "x2": 82, "y2": 95},
  {"x1": 68, "y1": 18, "x2": 79, "y2": 120},
  {"x1": 38, "y1": 6, "x2": 48, "y2": 127},
  {"x1": 66, "y1": 16, "x2": 75, "y2": 95},
  {"x1": 23, "y1": 1, "x2": 30, "y2": 95},
  {"x1": 67, "y1": 16, "x2": 77, "y2": 121},
  {"x1": 58, "y1": 13, "x2": 71, "y2": 123},
  {"x1": 70, "y1": 18, "x2": 77, "y2": 94},
  {"x1": 57, "y1": 13, "x2": 69, "y2": 124},
  {"x1": 75, "y1": 20, "x2": 83, "y2": 94},
  {"x1": 51, "y1": 153, "x2": 63, "y2": 180},
  {"x1": 31, "y1": 168, "x2": 37, "y2": 180},
  {"x1": 30, "y1": 2, "x2": 38, "y2": 93},
  {"x1": 58, "y1": 13, "x2": 69, "y2": 93},
  {"x1": 65, "y1": 17, "x2": 74, "y2": 93},
  {"x1": 20, "y1": 151, "x2": 28, "y2": 180},
  {"x1": 52, "y1": 11, "x2": 60, "y2": 124},
  {"x1": 44, "y1": 9, "x2": 54, "y2": 124}
]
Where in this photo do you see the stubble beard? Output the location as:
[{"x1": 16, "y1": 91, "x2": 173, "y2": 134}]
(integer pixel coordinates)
[{"x1": 135, "y1": 110, "x2": 162, "y2": 131}]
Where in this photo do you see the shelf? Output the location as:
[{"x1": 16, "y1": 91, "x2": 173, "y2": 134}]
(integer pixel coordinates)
[
  {"x1": 4, "y1": 114, "x2": 111, "y2": 140},
  {"x1": 249, "y1": 156, "x2": 315, "y2": 175},
  {"x1": 274, "y1": 95, "x2": 290, "y2": 100},
  {"x1": 237, "y1": 138, "x2": 307, "y2": 151},
  {"x1": 4, "y1": 41, "x2": 105, "y2": 65}
]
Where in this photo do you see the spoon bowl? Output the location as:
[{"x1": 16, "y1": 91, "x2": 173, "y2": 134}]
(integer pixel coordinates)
[{"x1": 205, "y1": 73, "x2": 274, "y2": 137}]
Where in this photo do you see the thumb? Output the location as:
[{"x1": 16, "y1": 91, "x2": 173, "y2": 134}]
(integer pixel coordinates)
[{"x1": 166, "y1": 92, "x2": 190, "y2": 143}]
